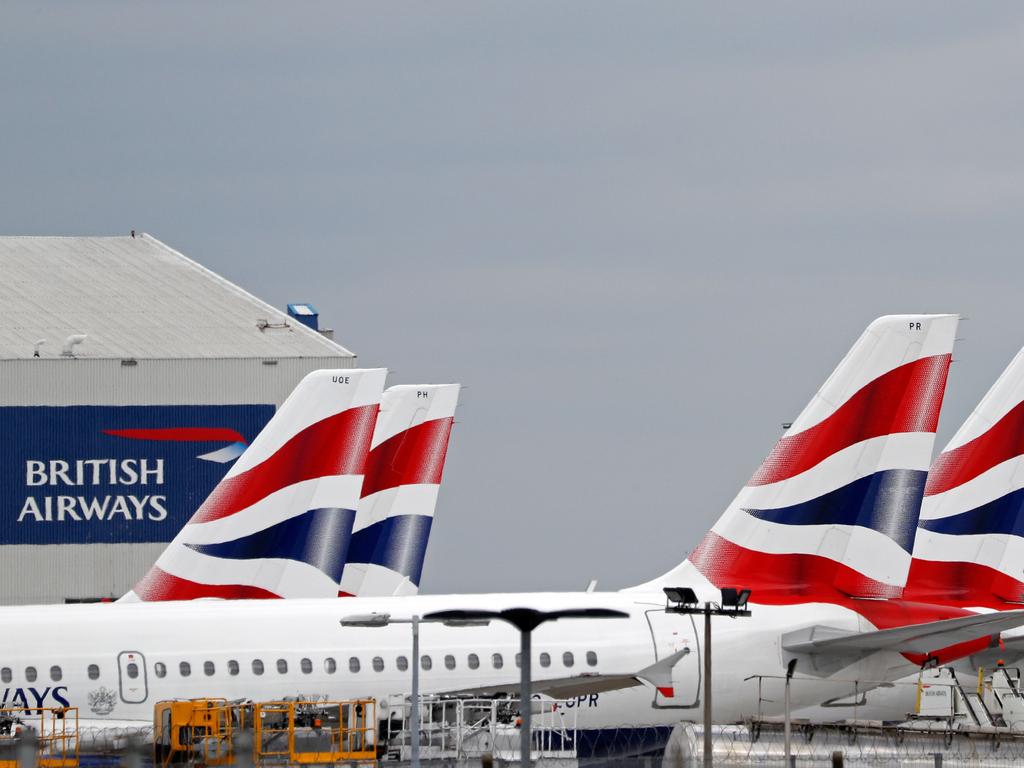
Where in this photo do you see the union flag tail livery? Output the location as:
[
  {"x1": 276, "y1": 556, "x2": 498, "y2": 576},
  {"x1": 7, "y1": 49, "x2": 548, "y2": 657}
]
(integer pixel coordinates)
[
  {"x1": 338, "y1": 384, "x2": 460, "y2": 597},
  {"x1": 124, "y1": 369, "x2": 387, "y2": 601},
  {"x1": 640, "y1": 315, "x2": 959, "y2": 601},
  {"x1": 908, "y1": 346, "x2": 1024, "y2": 607}
]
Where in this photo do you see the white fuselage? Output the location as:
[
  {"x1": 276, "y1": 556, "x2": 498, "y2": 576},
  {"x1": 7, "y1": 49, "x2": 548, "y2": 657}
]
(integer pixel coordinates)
[{"x1": 0, "y1": 591, "x2": 916, "y2": 731}]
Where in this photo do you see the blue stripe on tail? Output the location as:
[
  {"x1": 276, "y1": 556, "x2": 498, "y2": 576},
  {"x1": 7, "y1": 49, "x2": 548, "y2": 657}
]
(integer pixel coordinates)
[
  {"x1": 347, "y1": 515, "x2": 433, "y2": 587},
  {"x1": 919, "y1": 488, "x2": 1024, "y2": 538},
  {"x1": 186, "y1": 507, "x2": 355, "y2": 582},
  {"x1": 743, "y1": 469, "x2": 926, "y2": 553}
]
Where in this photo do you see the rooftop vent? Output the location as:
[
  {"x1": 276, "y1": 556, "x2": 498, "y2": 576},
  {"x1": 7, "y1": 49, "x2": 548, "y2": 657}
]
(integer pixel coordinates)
[{"x1": 287, "y1": 303, "x2": 319, "y2": 331}]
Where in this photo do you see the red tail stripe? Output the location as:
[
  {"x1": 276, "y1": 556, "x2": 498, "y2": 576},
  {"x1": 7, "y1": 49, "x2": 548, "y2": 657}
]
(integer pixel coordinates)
[
  {"x1": 926, "y1": 400, "x2": 1024, "y2": 496},
  {"x1": 905, "y1": 558, "x2": 1024, "y2": 607},
  {"x1": 103, "y1": 427, "x2": 247, "y2": 443},
  {"x1": 360, "y1": 417, "x2": 455, "y2": 499},
  {"x1": 749, "y1": 354, "x2": 952, "y2": 487},
  {"x1": 189, "y1": 404, "x2": 379, "y2": 525},
  {"x1": 133, "y1": 567, "x2": 281, "y2": 601},
  {"x1": 690, "y1": 535, "x2": 990, "y2": 663},
  {"x1": 690, "y1": 532, "x2": 902, "y2": 600}
]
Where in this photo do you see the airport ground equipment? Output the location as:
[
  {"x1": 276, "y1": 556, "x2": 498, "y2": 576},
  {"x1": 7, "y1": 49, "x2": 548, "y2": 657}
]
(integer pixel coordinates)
[
  {"x1": 254, "y1": 699, "x2": 375, "y2": 764},
  {"x1": 154, "y1": 698, "x2": 239, "y2": 766},
  {"x1": 0, "y1": 707, "x2": 78, "y2": 768},
  {"x1": 916, "y1": 666, "x2": 1024, "y2": 729},
  {"x1": 153, "y1": 698, "x2": 375, "y2": 766},
  {"x1": 378, "y1": 694, "x2": 579, "y2": 763}
]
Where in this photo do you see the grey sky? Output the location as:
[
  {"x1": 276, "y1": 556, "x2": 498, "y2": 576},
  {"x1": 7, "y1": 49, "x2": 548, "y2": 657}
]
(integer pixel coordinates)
[{"x1": 3, "y1": 3, "x2": 1024, "y2": 593}]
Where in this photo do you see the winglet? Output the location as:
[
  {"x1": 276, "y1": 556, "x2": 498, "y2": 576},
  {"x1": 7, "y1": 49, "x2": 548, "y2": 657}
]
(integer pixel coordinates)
[{"x1": 636, "y1": 648, "x2": 691, "y2": 692}]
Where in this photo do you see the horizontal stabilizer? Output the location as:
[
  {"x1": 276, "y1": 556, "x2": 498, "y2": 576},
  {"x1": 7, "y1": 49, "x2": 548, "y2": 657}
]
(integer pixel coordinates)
[{"x1": 783, "y1": 609, "x2": 1024, "y2": 656}]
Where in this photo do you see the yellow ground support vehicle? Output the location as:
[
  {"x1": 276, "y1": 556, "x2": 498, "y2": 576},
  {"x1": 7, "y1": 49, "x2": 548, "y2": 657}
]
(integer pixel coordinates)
[
  {"x1": 254, "y1": 700, "x2": 375, "y2": 764},
  {"x1": 154, "y1": 699, "x2": 243, "y2": 766},
  {"x1": 0, "y1": 707, "x2": 79, "y2": 768},
  {"x1": 154, "y1": 698, "x2": 375, "y2": 766}
]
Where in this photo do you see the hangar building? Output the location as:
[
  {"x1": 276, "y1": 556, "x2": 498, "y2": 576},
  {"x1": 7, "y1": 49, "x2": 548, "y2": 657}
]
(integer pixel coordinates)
[{"x1": 0, "y1": 234, "x2": 356, "y2": 604}]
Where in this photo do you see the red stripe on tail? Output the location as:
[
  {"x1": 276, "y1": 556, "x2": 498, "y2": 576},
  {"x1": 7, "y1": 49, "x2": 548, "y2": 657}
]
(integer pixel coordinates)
[
  {"x1": 926, "y1": 400, "x2": 1024, "y2": 496},
  {"x1": 750, "y1": 355, "x2": 952, "y2": 486},
  {"x1": 689, "y1": 532, "x2": 902, "y2": 600},
  {"x1": 905, "y1": 558, "x2": 1024, "y2": 607},
  {"x1": 133, "y1": 567, "x2": 281, "y2": 601},
  {"x1": 189, "y1": 404, "x2": 379, "y2": 525},
  {"x1": 360, "y1": 417, "x2": 455, "y2": 498}
]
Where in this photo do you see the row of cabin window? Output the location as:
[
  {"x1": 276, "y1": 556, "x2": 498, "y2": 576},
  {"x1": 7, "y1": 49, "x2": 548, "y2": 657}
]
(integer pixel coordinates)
[
  {"x1": 0, "y1": 651, "x2": 599, "y2": 684},
  {"x1": 155, "y1": 652, "x2": 597, "y2": 678}
]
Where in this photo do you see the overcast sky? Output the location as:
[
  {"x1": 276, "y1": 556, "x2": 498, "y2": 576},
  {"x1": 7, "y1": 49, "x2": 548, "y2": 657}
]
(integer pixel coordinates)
[{"x1": 3, "y1": 3, "x2": 1024, "y2": 593}]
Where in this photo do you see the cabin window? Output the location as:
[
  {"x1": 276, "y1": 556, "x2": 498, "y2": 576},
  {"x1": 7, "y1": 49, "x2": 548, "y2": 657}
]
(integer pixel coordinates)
[
  {"x1": 396, "y1": 656, "x2": 409, "y2": 672},
  {"x1": 563, "y1": 652, "x2": 574, "y2": 668},
  {"x1": 0, "y1": 668, "x2": 10, "y2": 683},
  {"x1": 491, "y1": 653, "x2": 503, "y2": 670},
  {"x1": 539, "y1": 653, "x2": 551, "y2": 668},
  {"x1": 421, "y1": 655, "x2": 433, "y2": 671},
  {"x1": 276, "y1": 659, "x2": 288, "y2": 674},
  {"x1": 228, "y1": 660, "x2": 239, "y2": 676},
  {"x1": 467, "y1": 654, "x2": 479, "y2": 670},
  {"x1": 301, "y1": 658, "x2": 312, "y2": 674},
  {"x1": 586, "y1": 651, "x2": 598, "y2": 667},
  {"x1": 87, "y1": 664, "x2": 100, "y2": 681},
  {"x1": 252, "y1": 659, "x2": 264, "y2": 676},
  {"x1": 349, "y1": 657, "x2": 361, "y2": 673},
  {"x1": 25, "y1": 667, "x2": 37, "y2": 683},
  {"x1": 154, "y1": 663, "x2": 166, "y2": 679},
  {"x1": 126, "y1": 663, "x2": 139, "y2": 679},
  {"x1": 49, "y1": 666, "x2": 62, "y2": 682},
  {"x1": 515, "y1": 653, "x2": 521, "y2": 669},
  {"x1": 179, "y1": 662, "x2": 191, "y2": 677},
  {"x1": 445, "y1": 655, "x2": 456, "y2": 670},
  {"x1": 367, "y1": 657, "x2": 381, "y2": 673},
  {"x1": 324, "y1": 658, "x2": 337, "y2": 674},
  {"x1": 204, "y1": 661, "x2": 215, "y2": 677}
]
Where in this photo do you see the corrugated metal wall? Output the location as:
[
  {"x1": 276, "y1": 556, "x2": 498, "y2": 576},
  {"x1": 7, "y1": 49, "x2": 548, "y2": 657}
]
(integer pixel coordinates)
[
  {"x1": 0, "y1": 358, "x2": 353, "y2": 406},
  {"x1": 0, "y1": 356, "x2": 356, "y2": 604}
]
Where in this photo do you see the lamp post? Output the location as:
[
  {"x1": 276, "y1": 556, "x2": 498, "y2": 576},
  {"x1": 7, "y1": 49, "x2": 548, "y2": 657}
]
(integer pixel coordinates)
[
  {"x1": 423, "y1": 607, "x2": 629, "y2": 767},
  {"x1": 340, "y1": 613, "x2": 438, "y2": 768},
  {"x1": 784, "y1": 658, "x2": 798, "y2": 767},
  {"x1": 663, "y1": 587, "x2": 752, "y2": 768}
]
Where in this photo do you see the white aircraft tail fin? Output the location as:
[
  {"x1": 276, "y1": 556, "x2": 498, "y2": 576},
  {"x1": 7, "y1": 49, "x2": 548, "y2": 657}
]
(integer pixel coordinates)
[
  {"x1": 122, "y1": 368, "x2": 387, "y2": 601},
  {"x1": 636, "y1": 315, "x2": 959, "y2": 602},
  {"x1": 910, "y1": 345, "x2": 1024, "y2": 605},
  {"x1": 338, "y1": 384, "x2": 460, "y2": 597}
]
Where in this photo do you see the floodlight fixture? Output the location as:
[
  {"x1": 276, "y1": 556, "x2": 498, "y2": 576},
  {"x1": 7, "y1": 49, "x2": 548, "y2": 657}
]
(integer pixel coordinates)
[
  {"x1": 721, "y1": 587, "x2": 752, "y2": 610},
  {"x1": 663, "y1": 586, "x2": 699, "y2": 608}
]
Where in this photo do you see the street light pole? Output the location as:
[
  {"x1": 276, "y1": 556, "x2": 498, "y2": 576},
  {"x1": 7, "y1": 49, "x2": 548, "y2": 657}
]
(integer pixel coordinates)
[
  {"x1": 703, "y1": 604, "x2": 712, "y2": 768},
  {"x1": 662, "y1": 587, "x2": 752, "y2": 768},
  {"x1": 520, "y1": 627, "x2": 532, "y2": 766},
  {"x1": 411, "y1": 614, "x2": 420, "y2": 768},
  {"x1": 423, "y1": 607, "x2": 629, "y2": 768},
  {"x1": 339, "y1": 613, "x2": 427, "y2": 768},
  {"x1": 784, "y1": 658, "x2": 798, "y2": 768}
]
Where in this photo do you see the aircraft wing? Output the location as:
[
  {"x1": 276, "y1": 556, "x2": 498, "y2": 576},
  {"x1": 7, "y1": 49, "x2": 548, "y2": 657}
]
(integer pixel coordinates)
[
  {"x1": 426, "y1": 648, "x2": 691, "y2": 699},
  {"x1": 783, "y1": 609, "x2": 1024, "y2": 656}
]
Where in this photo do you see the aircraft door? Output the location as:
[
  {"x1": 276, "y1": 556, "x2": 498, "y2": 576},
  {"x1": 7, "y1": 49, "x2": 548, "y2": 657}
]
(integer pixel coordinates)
[
  {"x1": 117, "y1": 650, "x2": 149, "y2": 703},
  {"x1": 644, "y1": 609, "x2": 699, "y2": 708}
]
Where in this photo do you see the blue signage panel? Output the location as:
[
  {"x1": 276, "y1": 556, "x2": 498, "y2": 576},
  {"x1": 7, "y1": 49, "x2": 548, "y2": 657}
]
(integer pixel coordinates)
[{"x1": 0, "y1": 405, "x2": 274, "y2": 544}]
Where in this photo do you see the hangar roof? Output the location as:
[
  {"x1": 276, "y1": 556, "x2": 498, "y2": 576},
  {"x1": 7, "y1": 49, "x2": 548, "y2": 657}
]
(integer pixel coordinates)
[{"x1": 0, "y1": 234, "x2": 355, "y2": 360}]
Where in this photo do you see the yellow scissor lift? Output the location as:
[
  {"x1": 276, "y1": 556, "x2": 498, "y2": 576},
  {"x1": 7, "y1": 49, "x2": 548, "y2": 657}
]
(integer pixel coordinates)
[
  {"x1": 154, "y1": 698, "x2": 376, "y2": 766},
  {"x1": 0, "y1": 707, "x2": 79, "y2": 768}
]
